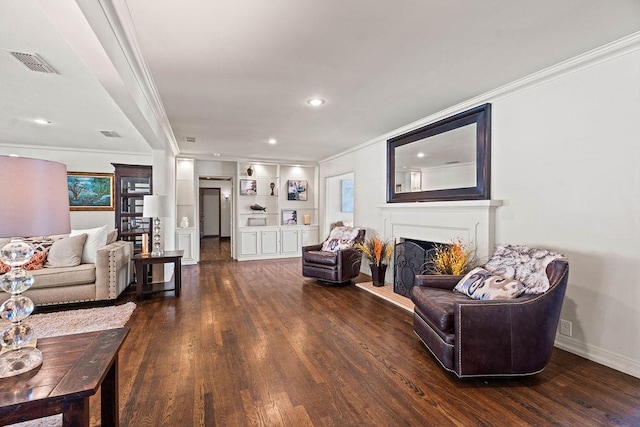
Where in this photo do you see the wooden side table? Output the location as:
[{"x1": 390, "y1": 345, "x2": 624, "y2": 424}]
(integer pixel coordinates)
[
  {"x1": 133, "y1": 250, "x2": 184, "y2": 300},
  {"x1": 0, "y1": 328, "x2": 128, "y2": 426}
]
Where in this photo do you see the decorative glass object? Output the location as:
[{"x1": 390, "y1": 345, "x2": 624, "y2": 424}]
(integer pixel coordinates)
[
  {"x1": 180, "y1": 216, "x2": 189, "y2": 228},
  {"x1": 143, "y1": 195, "x2": 169, "y2": 257},
  {"x1": 0, "y1": 239, "x2": 43, "y2": 378}
]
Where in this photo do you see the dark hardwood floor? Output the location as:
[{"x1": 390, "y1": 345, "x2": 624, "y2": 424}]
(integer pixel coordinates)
[{"x1": 93, "y1": 238, "x2": 640, "y2": 426}]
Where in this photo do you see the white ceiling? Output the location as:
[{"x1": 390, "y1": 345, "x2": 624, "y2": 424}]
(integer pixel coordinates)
[{"x1": 1, "y1": 1, "x2": 640, "y2": 163}]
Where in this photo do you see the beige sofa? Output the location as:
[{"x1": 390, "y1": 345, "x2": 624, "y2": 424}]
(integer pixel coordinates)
[
  {"x1": 1, "y1": 228, "x2": 133, "y2": 306},
  {"x1": 25, "y1": 240, "x2": 133, "y2": 306}
]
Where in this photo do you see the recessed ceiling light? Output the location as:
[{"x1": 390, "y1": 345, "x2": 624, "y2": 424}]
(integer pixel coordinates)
[
  {"x1": 417, "y1": 152, "x2": 425, "y2": 158},
  {"x1": 268, "y1": 138, "x2": 277, "y2": 144},
  {"x1": 213, "y1": 153, "x2": 221, "y2": 157},
  {"x1": 34, "y1": 118, "x2": 51, "y2": 125},
  {"x1": 306, "y1": 98, "x2": 325, "y2": 107}
]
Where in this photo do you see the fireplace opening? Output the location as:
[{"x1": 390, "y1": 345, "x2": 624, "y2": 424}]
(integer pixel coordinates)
[{"x1": 394, "y1": 238, "x2": 448, "y2": 298}]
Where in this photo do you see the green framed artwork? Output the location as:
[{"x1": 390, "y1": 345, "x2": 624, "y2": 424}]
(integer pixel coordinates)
[{"x1": 67, "y1": 172, "x2": 115, "y2": 211}]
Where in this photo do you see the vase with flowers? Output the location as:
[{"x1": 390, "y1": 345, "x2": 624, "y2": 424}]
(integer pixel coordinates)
[
  {"x1": 424, "y1": 238, "x2": 475, "y2": 276},
  {"x1": 355, "y1": 236, "x2": 393, "y2": 287}
]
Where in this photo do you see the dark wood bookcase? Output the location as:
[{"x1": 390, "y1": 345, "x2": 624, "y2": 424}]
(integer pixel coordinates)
[{"x1": 112, "y1": 163, "x2": 152, "y2": 254}]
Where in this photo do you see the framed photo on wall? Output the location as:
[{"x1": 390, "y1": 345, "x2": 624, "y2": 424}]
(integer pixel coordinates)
[
  {"x1": 287, "y1": 180, "x2": 308, "y2": 201},
  {"x1": 240, "y1": 179, "x2": 257, "y2": 195},
  {"x1": 282, "y1": 210, "x2": 297, "y2": 225},
  {"x1": 67, "y1": 172, "x2": 115, "y2": 211},
  {"x1": 341, "y1": 179, "x2": 354, "y2": 212}
]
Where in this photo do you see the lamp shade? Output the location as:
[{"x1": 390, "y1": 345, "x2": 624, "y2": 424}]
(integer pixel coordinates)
[
  {"x1": 143, "y1": 195, "x2": 170, "y2": 218},
  {"x1": 0, "y1": 156, "x2": 71, "y2": 238}
]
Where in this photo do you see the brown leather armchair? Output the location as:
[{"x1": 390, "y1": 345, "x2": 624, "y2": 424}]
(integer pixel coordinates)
[
  {"x1": 411, "y1": 258, "x2": 569, "y2": 378},
  {"x1": 302, "y1": 228, "x2": 365, "y2": 284}
]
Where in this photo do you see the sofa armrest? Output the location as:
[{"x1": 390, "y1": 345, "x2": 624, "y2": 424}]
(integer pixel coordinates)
[
  {"x1": 413, "y1": 274, "x2": 462, "y2": 290},
  {"x1": 95, "y1": 240, "x2": 133, "y2": 300},
  {"x1": 302, "y1": 243, "x2": 324, "y2": 253}
]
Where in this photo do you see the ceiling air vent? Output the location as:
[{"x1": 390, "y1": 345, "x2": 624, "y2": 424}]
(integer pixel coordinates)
[
  {"x1": 9, "y1": 51, "x2": 58, "y2": 74},
  {"x1": 184, "y1": 136, "x2": 196, "y2": 143},
  {"x1": 99, "y1": 130, "x2": 121, "y2": 138}
]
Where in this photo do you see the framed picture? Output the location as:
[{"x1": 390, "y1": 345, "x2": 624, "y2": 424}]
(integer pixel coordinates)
[
  {"x1": 240, "y1": 179, "x2": 257, "y2": 195},
  {"x1": 282, "y1": 210, "x2": 297, "y2": 225},
  {"x1": 67, "y1": 172, "x2": 114, "y2": 211},
  {"x1": 341, "y1": 179, "x2": 354, "y2": 212},
  {"x1": 287, "y1": 180, "x2": 308, "y2": 201}
]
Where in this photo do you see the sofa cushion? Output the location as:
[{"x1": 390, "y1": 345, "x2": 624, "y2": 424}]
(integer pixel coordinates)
[
  {"x1": 71, "y1": 225, "x2": 108, "y2": 264},
  {"x1": 46, "y1": 234, "x2": 88, "y2": 268},
  {"x1": 454, "y1": 267, "x2": 525, "y2": 300},
  {"x1": 411, "y1": 286, "x2": 471, "y2": 333},
  {"x1": 304, "y1": 250, "x2": 338, "y2": 266},
  {"x1": 484, "y1": 245, "x2": 565, "y2": 294},
  {"x1": 30, "y1": 264, "x2": 96, "y2": 288},
  {"x1": 321, "y1": 227, "x2": 360, "y2": 252}
]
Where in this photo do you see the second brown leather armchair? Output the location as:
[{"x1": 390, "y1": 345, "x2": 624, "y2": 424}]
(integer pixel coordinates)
[{"x1": 302, "y1": 228, "x2": 365, "y2": 284}]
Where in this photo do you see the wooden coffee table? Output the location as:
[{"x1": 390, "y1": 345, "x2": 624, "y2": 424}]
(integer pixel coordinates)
[{"x1": 0, "y1": 328, "x2": 128, "y2": 426}]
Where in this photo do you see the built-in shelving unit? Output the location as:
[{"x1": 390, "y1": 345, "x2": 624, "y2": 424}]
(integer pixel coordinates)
[
  {"x1": 235, "y1": 162, "x2": 319, "y2": 260},
  {"x1": 175, "y1": 158, "x2": 198, "y2": 265}
]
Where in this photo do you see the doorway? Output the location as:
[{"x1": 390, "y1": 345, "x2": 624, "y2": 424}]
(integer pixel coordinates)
[{"x1": 200, "y1": 188, "x2": 221, "y2": 238}]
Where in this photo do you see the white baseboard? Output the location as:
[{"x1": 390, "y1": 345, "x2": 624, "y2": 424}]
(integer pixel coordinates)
[{"x1": 555, "y1": 335, "x2": 640, "y2": 379}]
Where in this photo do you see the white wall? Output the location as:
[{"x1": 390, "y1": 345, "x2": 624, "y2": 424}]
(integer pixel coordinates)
[
  {"x1": 0, "y1": 144, "x2": 152, "y2": 230},
  {"x1": 319, "y1": 37, "x2": 640, "y2": 378}
]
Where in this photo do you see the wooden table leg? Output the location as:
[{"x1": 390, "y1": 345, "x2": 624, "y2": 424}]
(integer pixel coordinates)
[
  {"x1": 63, "y1": 397, "x2": 89, "y2": 426},
  {"x1": 175, "y1": 258, "x2": 182, "y2": 297},
  {"x1": 135, "y1": 260, "x2": 144, "y2": 300},
  {"x1": 101, "y1": 359, "x2": 119, "y2": 427}
]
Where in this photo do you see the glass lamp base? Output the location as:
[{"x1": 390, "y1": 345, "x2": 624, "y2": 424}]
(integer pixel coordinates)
[{"x1": 0, "y1": 347, "x2": 43, "y2": 378}]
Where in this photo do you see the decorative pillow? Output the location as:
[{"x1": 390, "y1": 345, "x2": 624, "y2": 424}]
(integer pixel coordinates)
[
  {"x1": 0, "y1": 238, "x2": 9, "y2": 274},
  {"x1": 70, "y1": 225, "x2": 108, "y2": 264},
  {"x1": 46, "y1": 234, "x2": 88, "y2": 268},
  {"x1": 106, "y1": 229, "x2": 118, "y2": 245},
  {"x1": 21, "y1": 236, "x2": 57, "y2": 253},
  {"x1": 454, "y1": 267, "x2": 526, "y2": 300},
  {"x1": 0, "y1": 238, "x2": 52, "y2": 273},
  {"x1": 484, "y1": 245, "x2": 565, "y2": 294},
  {"x1": 321, "y1": 227, "x2": 360, "y2": 253},
  {"x1": 23, "y1": 250, "x2": 48, "y2": 271}
]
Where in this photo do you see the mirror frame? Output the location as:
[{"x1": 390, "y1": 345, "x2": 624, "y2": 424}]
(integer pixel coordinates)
[{"x1": 386, "y1": 103, "x2": 491, "y2": 203}]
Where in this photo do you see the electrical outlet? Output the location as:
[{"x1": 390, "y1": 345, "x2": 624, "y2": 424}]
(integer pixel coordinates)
[{"x1": 560, "y1": 319, "x2": 572, "y2": 337}]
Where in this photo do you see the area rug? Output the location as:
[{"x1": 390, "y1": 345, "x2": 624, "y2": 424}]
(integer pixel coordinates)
[
  {"x1": 3, "y1": 302, "x2": 136, "y2": 427},
  {"x1": 0, "y1": 301, "x2": 136, "y2": 338}
]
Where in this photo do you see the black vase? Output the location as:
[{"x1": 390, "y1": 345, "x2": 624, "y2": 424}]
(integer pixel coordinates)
[
  {"x1": 370, "y1": 264, "x2": 387, "y2": 287},
  {"x1": 247, "y1": 167, "x2": 253, "y2": 176}
]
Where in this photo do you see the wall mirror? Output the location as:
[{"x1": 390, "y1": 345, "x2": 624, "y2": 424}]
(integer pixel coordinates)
[{"x1": 387, "y1": 103, "x2": 491, "y2": 203}]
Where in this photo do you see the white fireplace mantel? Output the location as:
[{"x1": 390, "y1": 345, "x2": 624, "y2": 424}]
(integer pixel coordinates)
[{"x1": 378, "y1": 200, "x2": 503, "y2": 263}]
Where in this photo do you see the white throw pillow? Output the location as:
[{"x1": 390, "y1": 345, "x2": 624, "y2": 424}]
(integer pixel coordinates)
[{"x1": 70, "y1": 225, "x2": 108, "y2": 264}]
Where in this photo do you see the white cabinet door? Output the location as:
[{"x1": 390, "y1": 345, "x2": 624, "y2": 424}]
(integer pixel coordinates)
[
  {"x1": 176, "y1": 228, "x2": 197, "y2": 264},
  {"x1": 241, "y1": 231, "x2": 259, "y2": 256},
  {"x1": 260, "y1": 229, "x2": 279, "y2": 254},
  {"x1": 302, "y1": 227, "x2": 319, "y2": 247},
  {"x1": 281, "y1": 228, "x2": 299, "y2": 254}
]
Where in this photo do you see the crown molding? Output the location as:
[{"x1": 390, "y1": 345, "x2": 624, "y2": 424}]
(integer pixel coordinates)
[{"x1": 321, "y1": 31, "x2": 640, "y2": 165}]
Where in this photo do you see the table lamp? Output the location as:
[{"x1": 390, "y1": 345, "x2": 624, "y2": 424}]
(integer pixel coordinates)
[
  {"x1": 143, "y1": 195, "x2": 169, "y2": 256},
  {"x1": 0, "y1": 156, "x2": 71, "y2": 377}
]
